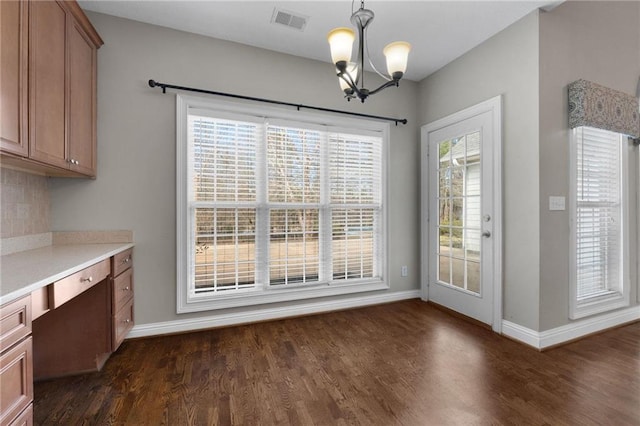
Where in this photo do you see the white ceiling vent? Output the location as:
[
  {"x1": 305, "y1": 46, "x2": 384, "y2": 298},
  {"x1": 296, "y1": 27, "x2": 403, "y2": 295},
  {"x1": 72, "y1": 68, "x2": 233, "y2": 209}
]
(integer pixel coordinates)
[{"x1": 271, "y1": 8, "x2": 309, "y2": 31}]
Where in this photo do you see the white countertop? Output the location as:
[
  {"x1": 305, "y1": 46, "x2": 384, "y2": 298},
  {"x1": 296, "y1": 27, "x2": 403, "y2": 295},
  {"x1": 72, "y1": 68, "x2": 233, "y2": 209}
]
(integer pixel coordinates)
[{"x1": 0, "y1": 243, "x2": 134, "y2": 305}]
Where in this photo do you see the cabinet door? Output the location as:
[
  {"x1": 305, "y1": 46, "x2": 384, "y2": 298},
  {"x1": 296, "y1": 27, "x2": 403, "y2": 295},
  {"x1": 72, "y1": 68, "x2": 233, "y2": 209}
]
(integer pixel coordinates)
[
  {"x1": 28, "y1": 0, "x2": 68, "y2": 170},
  {"x1": 67, "y1": 17, "x2": 97, "y2": 177},
  {"x1": 0, "y1": 337, "x2": 33, "y2": 426},
  {"x1": 0, "y1": 0, "x2": 28, "y2": 156}
]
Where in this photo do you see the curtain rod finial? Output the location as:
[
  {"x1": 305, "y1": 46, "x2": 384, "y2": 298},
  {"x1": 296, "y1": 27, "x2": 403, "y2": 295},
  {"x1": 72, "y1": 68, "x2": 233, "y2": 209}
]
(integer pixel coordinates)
[{"x1": 148, "y1": 79, "x2": 157, "y2": 88}]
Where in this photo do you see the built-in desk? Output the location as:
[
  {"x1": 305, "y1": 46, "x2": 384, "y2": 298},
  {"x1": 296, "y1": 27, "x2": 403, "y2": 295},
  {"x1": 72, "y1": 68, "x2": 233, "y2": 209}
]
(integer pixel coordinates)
[{"x1": 0, "y1": 243, "x2": 134, "y2": 426}]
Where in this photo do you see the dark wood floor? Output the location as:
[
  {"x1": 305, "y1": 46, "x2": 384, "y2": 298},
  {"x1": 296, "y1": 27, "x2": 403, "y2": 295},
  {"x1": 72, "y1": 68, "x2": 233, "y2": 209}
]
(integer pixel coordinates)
[{"x1": 34, "y1": 300, "x2": 640, "y2": 425}]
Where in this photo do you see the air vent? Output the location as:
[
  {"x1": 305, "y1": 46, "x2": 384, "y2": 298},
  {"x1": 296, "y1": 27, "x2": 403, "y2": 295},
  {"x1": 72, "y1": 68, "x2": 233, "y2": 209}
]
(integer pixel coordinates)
[{"x1": 271, "y1": 8, "x2": 308, "y2": 31}]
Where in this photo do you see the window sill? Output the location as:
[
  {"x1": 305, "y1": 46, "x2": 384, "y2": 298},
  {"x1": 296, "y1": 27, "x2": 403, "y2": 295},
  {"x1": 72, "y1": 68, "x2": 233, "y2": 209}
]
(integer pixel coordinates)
[
  {"x1": 178, "y1": 279, "x2": 389, "y2": 314},
  {"x1": 570, "y1": 291, "x2": 629, "y2": 320}
]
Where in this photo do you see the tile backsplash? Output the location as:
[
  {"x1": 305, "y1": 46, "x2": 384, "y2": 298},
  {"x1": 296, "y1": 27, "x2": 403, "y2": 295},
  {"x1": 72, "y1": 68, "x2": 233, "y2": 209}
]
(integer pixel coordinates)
[{"x1": 1, "y1": 168, "x2": 50, "y2": 238}]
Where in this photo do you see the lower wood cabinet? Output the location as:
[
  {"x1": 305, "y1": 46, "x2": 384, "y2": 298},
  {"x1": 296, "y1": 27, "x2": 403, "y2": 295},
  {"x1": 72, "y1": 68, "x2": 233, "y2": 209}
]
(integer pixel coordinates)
[
  {"x1": 0, "y1": 297, "x2": 33, "y2": 426},
  {"x1": 0, "y1": 246, "x2": 133, "y2": 423},
  {"x1": 110, "y1": 248, "x2": 134, "y2": 351},
  {"x1": 32, "y1": 249, "x2": 134, "y2": 380},
  {"x1": 113, "y1": 298, "x2": 134, "y2": 350},
  {"x1": 6, "y1": 405, "x2": 31, "y2": 426}
]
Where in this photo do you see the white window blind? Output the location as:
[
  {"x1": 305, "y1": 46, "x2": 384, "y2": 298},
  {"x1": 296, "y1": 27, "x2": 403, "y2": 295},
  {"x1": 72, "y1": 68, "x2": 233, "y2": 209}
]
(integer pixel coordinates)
[
  {"x1": 179, "y1": 97, "x2": 388, "y2": 312},
  {"x1": 266, "y1": 124, "x2": 321, "y2": 286},
  {"x1": 575, "y1": 127, "x2": 622, "y2": 299},
  {"x1": 330, "y1": 133, "x2": 382, "y2": 280},
  {"x1": 570, "y1": 126, "x2": 629, "y2": 319},
  {"x1": 189, "y1": 115, "x2": 260, "y2": 294}
]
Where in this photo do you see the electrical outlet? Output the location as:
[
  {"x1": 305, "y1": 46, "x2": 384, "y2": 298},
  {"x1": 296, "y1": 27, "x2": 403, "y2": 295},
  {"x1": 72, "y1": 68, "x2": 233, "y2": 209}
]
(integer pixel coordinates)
[
  {"x1": 549, "y1": 196, "x2": 565, "y2": 211},
  {"x1": 401, "y1": 265, "x2": 408, "y2": 277}
]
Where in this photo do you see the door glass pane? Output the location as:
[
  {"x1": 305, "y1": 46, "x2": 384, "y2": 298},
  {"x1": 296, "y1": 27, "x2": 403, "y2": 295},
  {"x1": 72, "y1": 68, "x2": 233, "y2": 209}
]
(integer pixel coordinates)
[
  {"x1": 439, "y1": 168, "x2": 449, "y2": 197},
  {"x1": 439, "y1": 141, "x2": 452, "y2": 166},
  {"x1": 451, "y1": 257, "x2": 464, "y2": 289},
  {"x1": 438, "y1": 255, "x2": 451, "y2": 284},
  {"x1": 439, "y1": 199, "x2": 450, "y2": 225},
  {"x1": 465, "y1": 229, "x2": 481, "y2": 262},
  {"x1": 439, "y1": 227, "x2": 450, "y2": 255},
  {"x1": 435, "y1": 131, "x2": 482, "y2": 295},
  {"x1": 450, "y1": 167, "x2": 464, "y2": 197},
  {"x1": 467, "y1": 261, "x2": 480, "y2": 293}
]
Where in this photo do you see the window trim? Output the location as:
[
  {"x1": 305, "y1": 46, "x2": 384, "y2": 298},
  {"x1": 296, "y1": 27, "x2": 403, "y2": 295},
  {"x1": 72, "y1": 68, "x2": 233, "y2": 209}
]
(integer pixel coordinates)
[
  {"x1": 569, "y1": 127, "x2": 630, "y2": 319},
  {"x1": 176, "y1": 94, "x2": 389, "y2": 313}
]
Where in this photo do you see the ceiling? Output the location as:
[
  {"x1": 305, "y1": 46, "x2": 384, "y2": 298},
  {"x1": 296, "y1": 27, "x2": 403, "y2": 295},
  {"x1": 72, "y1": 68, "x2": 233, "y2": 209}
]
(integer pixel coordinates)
[{"x1": 78, "y1": 0, "x2": 558, "y2": 82}]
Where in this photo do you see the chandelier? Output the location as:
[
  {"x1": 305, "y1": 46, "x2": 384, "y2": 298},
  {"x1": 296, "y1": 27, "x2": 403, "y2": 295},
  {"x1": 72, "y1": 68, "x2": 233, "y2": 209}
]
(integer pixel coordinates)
[{"x1": 327, "y1": 1, "x2": 411, "y2": 103}]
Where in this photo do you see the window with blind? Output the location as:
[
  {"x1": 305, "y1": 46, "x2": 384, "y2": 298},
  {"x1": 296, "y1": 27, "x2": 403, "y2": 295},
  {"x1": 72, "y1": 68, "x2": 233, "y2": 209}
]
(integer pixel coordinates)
[
  {"x1": 570, "y1": 126, "x2": 629, "y2": 319},
  {"x1": 176, "y1": 96, "x2": 388, "y2": 313}
]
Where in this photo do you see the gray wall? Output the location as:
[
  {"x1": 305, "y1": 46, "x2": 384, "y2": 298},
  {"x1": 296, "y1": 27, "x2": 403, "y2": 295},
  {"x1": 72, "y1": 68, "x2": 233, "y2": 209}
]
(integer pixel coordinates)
[
  {"x1": 538, "y1": 1, "x2": 640, "y2": 330},
  {"x1": 418, "y1": 12, "x2": 541, "y2": 330},
  {"x1": 49, "y1": 12, "x2": 421, "y2": 325}
]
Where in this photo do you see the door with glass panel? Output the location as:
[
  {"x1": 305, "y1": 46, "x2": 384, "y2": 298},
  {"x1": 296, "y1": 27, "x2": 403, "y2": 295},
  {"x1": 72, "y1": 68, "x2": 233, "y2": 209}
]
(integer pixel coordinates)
[{"x1": 422, "y1": 102, "x2": 500, "y2": 328}]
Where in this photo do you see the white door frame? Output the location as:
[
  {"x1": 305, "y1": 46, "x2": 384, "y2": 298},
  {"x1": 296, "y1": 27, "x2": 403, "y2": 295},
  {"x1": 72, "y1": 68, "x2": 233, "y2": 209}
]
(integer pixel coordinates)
[{"x1": 420, "y1": 96, "x2": 503, "y2": 332}]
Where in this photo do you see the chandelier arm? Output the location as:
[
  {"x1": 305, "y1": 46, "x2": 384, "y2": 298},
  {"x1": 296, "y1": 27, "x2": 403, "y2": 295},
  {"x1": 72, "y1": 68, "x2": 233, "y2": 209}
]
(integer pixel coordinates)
[
  {"x1": 340, "y1": 73, "x2": 365, "y2": 99},
  {"x1": 355, "y1": 22, "x2": 365, "y2": 87},
  {"x1": 338, "y1": 71, "x2": 358, "y2": 92},
  {"x1": 367, "y1": 56, "x2": 392, "y2": 82},
  {"x1": 367, "y1": 79, "x2": 400, "y2": 96},
  {"x1": 364, "y1": 27, "x2": 391, "y2": 82}
]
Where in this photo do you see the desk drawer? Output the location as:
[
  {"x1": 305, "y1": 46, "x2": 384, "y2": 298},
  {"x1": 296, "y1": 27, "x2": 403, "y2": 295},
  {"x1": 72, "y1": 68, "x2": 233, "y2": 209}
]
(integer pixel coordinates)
[
  {"x1": 0, "y1": 296, "x2": 31, "y2": 353},
  {"x1": 0, "y1": 337, "x2": 33, "y2": 426},
  {"x1": 112, "y1": 298, "x2": 134, "y2": 351},
  {"x1": 112, "y1": 248, "x2": 133, "y2": 277},
  {"x1": 112, "y1": 268, "x2": 133, "y2": 313},
  {"x1": 49, "y1": 259, "x2": 110, "y2": 309}
]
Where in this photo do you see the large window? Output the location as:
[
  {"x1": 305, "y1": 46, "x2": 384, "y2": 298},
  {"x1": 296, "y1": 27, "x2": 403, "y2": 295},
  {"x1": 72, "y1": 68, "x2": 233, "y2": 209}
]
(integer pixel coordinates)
[
  {"x1": 570, "y1": 126, "x2": 629, "y2": 319},
  {"x1": 177, "y1": 96, "x2": 388, "y2": 312}
]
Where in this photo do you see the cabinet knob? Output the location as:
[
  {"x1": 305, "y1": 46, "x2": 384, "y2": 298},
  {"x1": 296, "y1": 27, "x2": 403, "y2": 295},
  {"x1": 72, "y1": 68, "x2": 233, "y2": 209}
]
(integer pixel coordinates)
[
  {"x1": 81, "y1": 276, "x2": 93, "y2": 283},
  {"x1": 123, "y1": 286, "x2": 130, "y2": 291},
  {"x1": 125, "y1": 319, "x2": 131, "y2": 323},
  {"x1": 122, "y1": 258, "x2": 130, "y2": 264}
]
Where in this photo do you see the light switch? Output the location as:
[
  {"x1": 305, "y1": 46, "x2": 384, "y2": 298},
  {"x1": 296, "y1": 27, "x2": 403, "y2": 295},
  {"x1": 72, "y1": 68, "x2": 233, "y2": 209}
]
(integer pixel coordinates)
[{"x1": 549, "y1": 196, "x2": 566, "y2": 211}]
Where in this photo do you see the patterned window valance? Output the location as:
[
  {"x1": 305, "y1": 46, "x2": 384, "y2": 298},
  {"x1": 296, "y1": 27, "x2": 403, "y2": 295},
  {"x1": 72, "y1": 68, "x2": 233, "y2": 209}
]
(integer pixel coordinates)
[{"x1": 568, "y1": 79, "x2": 640, "y2": 138}]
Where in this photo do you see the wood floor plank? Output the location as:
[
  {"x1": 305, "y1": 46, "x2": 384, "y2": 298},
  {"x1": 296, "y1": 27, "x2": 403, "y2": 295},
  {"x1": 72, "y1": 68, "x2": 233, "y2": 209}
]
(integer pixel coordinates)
[{"x1": 34, "y1": 300, "x2": 640, "y2": 425}]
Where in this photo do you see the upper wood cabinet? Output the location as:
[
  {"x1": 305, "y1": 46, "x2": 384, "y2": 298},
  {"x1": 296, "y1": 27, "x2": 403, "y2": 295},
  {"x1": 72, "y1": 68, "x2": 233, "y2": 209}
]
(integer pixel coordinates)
[
  {"x1": 0, "y1": 0, "x2": 103, "y2": 178},
  {"x1": 0, "y1": 0, "x2": 29, "y2": 157}
]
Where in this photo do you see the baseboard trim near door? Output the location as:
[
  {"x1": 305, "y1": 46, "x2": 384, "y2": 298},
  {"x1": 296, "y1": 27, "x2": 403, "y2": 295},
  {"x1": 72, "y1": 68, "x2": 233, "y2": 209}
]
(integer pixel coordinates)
[
  {"x1": 502, "y1": 305, "x2": 640, "y2": 350},
  {"x1": 127, "y1": 290, "x2": 422, "y2": 339}
]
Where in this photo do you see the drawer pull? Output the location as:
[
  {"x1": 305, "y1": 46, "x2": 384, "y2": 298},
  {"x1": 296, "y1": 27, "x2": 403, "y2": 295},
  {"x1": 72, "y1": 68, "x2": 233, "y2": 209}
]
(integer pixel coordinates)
[
  {"x1": 125, "y1": 319, "x2": 131, "y2": 323},
  {"x1": 81, "y1": 276, "x2": 93, "y2": 283},
  {"x1": 121, "y1": 257, "x2": 130, "y2": 264},
  {"x1": 123, "y1": 286, "x2": 130, "y2": 291}
]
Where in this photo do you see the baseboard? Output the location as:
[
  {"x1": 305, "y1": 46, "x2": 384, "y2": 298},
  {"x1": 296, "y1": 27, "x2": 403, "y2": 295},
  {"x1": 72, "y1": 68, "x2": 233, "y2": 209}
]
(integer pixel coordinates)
[
  {"x1": 127, "y1": 290, "x2": 422, "y2": 339},
  {"x1": 501, "y1": 320, "x2": 541, "y2": 348},
  {"x1": 502, "y1": 305, "x2": 640, "y2": 350}
]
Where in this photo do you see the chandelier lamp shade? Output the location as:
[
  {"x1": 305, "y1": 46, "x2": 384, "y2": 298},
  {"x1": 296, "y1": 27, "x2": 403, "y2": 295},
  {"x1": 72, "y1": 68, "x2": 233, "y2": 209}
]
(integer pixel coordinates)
[{"x1": 327, "y1": 1, "x2": 411, "y2": 102}]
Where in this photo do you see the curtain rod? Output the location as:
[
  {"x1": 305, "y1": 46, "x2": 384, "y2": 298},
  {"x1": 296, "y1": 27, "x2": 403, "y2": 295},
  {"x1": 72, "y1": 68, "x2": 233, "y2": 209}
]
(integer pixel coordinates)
[{"x1": 148, "y1": 79, "x2": 408, "y2": 126}]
